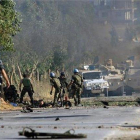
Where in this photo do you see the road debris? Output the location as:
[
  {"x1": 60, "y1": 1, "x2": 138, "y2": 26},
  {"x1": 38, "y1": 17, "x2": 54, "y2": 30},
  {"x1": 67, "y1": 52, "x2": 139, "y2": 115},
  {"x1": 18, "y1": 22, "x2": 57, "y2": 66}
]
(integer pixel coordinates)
[
  {"x1": 1, "y1": 125, "x2": 4, "y2": 128},
  {"x1": 103, "y1": 105, "x2": 109, "y2": 109},
  {"x1": 97, "y1": 125, "x2": 104, "y2": 128},
  {"x1": 55, "y1": 117, "x2": 61, "y2": 121},
  {"x1": 21, "y1": 106, "x2": 33, "y2": 113},
  {"x1": 19, "y1": 127, "x2": 87, "y2": 139}
]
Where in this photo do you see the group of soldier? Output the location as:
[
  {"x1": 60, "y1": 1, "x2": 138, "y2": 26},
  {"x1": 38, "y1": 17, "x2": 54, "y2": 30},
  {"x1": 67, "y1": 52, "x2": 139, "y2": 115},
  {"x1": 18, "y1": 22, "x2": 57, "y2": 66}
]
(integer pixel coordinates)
[
  {"x1": 0, "y1": 59, "x2": 83, "y2": 108},
  {"x1": 49, "y1": 68, "x2": 83, "y2": 107},
  {"x1": 19, "y1": 68, "x2": 83, "y2": 107}
]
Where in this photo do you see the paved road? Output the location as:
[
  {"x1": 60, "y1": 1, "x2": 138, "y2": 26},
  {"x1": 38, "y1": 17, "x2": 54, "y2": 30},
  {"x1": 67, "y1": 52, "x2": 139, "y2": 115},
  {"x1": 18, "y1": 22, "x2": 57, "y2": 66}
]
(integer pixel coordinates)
[{"x1": 0, "y1": 106, "x2": 140, "y2": 140}]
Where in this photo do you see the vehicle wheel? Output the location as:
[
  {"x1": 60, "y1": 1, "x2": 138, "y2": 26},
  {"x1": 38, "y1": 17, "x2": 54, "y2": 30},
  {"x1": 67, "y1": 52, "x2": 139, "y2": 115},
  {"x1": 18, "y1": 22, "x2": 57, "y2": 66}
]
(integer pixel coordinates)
[
  {"x1": 105, "y1": 91, "x2": 114, "y2": 96},
  {"x1": 116, "y1": 87, "x2": 123, "y2": 96},
  {"x1": 104, "y1": 88, "x2": 109, "y2": 97},
  {"x1": 124, "y1": 86, "x2": 133, "y2": 96}
]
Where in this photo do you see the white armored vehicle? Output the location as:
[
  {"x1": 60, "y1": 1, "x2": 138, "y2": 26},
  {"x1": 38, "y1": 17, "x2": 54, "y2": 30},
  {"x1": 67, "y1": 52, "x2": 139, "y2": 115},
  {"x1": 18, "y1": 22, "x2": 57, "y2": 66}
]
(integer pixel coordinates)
[{"x1": 80, "y1": 70, "x2": 109, "y2": 97}]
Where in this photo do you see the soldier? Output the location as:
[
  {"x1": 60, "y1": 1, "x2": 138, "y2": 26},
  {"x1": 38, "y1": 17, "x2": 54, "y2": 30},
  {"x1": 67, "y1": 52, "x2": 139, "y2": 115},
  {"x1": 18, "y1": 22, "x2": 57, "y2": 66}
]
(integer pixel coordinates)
[
  {"x1": 68, "y1": 69, "x2": 83, "y2": 106},
  {"x1": 50, "y1": 72, "x2": 61, "y2": 107},
  {"x1": 19, "y1": 74, "x2": 34, "y2": 106},
  {"x1": 0, "y1": 60, "x2": 10, "y2": 98},
  {"x1": 58, "y1": 72, "x2": 68, "y2": 107}
]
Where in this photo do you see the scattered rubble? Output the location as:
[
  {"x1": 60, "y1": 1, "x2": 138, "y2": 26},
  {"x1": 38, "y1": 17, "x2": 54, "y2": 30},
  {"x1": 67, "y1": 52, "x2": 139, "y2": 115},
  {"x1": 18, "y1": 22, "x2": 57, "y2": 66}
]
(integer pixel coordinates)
[
  {"x1": 19, "y1": 127, "x2": 87, "y2": 139},
  {"x1": 1, "y1": 96, "x2": 140, "y2": 111},
  {"x1": 55, "y1": 117, "x2": 61, "y2": 121},
  {"x1": 21, "y1": 106, "x2": 33, "y2": 113}
]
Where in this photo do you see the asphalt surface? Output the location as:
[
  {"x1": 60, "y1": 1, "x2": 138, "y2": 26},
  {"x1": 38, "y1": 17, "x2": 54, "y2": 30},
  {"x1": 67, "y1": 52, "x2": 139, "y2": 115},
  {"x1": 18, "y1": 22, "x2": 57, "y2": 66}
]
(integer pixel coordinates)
[{"x1": 0, "y1": 106, "x2": 140, "y2": 140}]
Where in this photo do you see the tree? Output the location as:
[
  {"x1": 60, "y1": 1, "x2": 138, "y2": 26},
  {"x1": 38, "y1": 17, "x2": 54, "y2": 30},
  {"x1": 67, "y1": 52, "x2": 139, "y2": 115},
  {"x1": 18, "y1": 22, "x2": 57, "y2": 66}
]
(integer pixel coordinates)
[{"x1": 0, "y1": 0, "x2": 21, "y2": 51}]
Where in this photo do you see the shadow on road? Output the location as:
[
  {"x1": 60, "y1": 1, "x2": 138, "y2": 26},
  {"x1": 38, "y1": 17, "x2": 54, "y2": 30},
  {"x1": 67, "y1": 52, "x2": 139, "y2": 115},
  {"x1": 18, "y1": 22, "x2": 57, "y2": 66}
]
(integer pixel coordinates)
[{"x1": 12, "y1": 115, "x2": 91, "y2": 120}]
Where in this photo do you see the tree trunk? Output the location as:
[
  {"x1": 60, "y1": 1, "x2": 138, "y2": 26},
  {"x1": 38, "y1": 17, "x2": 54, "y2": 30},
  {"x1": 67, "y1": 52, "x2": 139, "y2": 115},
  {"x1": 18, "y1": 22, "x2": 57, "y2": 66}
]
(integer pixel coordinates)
[
  {"x1": 10, "y1": 66, "x2": 15, "y2": 84},
  {"x1": 17, "y1": 64, "x2": 23, "y2": 80},
  {"x1": 36, "y1": 69, "x2": 39, "y2": 81}
]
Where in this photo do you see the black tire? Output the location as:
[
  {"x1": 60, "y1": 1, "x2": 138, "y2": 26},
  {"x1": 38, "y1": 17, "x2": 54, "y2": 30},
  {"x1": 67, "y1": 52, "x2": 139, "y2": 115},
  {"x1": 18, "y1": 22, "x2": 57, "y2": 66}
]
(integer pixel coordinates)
[
  {"x1": 104, "y1": 88, "x2": 108, "y2": 97},
  {"x1": 124, "y1": 86, "x2": 133, "y2": 96}
]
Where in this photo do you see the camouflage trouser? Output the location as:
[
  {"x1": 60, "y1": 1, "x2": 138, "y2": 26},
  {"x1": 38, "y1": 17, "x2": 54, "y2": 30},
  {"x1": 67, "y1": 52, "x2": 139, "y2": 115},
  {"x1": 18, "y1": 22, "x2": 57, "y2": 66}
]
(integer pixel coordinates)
[
  {"x1": 53, "y1": 88, "x2": 60, "y2": 106},
  {"x1": 72, "y1": 88, "x2": 82, "y2": 106},
  {"x1": 57, "y1": 88, "x2": 67, "y2": 106},
  {"x1": 0, "y1": 84, "x2": 2, "y2": 98},
  {"x1": 20, "y1": 87, "x2": 34, "y2": 105}
]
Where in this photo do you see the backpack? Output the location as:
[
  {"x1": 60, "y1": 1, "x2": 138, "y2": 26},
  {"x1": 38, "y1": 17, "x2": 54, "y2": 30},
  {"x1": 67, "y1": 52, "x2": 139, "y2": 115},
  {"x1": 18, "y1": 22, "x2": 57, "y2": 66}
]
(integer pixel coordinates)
[
  {"x1": 3, "y1": 85, "x2": 19, "y2": 102},
  {"x1": 52, "y1": 78, "x2": 61, "y2": 89},
  {"x1": 72, "y1": 74, "x2": 82, "y2": 89}
]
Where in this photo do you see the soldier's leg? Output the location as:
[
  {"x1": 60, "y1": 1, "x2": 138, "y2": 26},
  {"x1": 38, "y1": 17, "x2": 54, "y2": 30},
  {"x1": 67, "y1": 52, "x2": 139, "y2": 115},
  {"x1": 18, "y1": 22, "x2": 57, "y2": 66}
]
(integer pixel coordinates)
[
  {"x1": 0, "y1": 85, "x2": 4, "y2": 98},
  {"x1": 27, "y1": 88, "x2": 34, "y2": 105},
  {"x1": 59, "y1": 88, "x2": 65, "y2": 107},
  {"x1": 20, "y1": 88, "x2": 26, "y2": 103},
  {"x1": 13, "y1": 91, "x2": 17, "y2": 103},
  {"x1": 73, "y1": 89, "x2": 78, "y2": 106},
  {"x1": 53, "y1": 90, "x2": 58, "y2": 106},
  {"x1": 57, "y1": 89, "x2": 61, "y2": 102},
  {"x1": 77, "y1": 88, "x2": 82, "y2": 104}
]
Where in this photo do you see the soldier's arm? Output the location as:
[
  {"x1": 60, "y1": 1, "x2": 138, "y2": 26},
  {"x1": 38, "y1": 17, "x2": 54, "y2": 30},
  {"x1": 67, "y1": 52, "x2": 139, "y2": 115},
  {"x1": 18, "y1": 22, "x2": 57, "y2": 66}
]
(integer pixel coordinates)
[
  {"x1": 64, "y1": 78, "x2": 68, "y2": 87},
  {"x1": 67, "y1": 77, "x2": 74, "y2": 89},
  {"x1": 1, "y1": 69, "x2": 10, "y2": 88},
  {"x1": 50, "y1": 86, "x2": 54, "y2": 95},
  {"x1": 50, "y1": 79, "x2": 54, "y2": 95}
]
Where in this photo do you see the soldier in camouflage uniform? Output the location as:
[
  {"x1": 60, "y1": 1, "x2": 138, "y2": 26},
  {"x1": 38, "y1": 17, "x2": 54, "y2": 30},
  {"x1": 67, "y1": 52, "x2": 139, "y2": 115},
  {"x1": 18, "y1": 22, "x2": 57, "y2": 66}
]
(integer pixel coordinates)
[
  {"x1": 58, "y1": 72, "x2": 68, "y2": 107},
  {"x1": 50, "y1": 72, "x2": 61, "y2": 107},
  {"x1": 68, "y1": 69, "x2": 83, "y2": 106},
  {"x1": 19, "y1": 74, "x2": 34, "y2": 105}
]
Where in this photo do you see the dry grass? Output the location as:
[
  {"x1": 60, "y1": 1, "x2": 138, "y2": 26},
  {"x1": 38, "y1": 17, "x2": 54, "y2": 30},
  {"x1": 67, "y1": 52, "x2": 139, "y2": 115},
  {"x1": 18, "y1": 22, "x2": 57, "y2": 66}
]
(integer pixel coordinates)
[
  {"x1": 21, "y1": 80, "x2": 53, "y2": 102},
  {"x1": 0, "y1": 98, "x2": 21, "y2": 111}
]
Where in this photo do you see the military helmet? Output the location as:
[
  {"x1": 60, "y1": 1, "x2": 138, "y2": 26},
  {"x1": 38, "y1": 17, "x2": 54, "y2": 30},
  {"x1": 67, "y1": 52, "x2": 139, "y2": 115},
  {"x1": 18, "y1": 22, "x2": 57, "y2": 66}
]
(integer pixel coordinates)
[
  {"x1": 73, "y1": 69, "x2": 79, "y2": 73},
  {"x1": 60, "y1": 72, "x2": 65, "y2": 76},
  {"x1": 50, "y1": 72, "x2": 55, "y2": 78}
]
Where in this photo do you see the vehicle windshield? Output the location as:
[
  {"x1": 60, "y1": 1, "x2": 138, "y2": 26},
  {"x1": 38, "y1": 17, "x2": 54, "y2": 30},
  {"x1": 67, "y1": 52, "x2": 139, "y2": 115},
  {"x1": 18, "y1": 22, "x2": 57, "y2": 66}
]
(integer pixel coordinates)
[{"x1": 83, "y1": 72, "x2": 101, "y2": 79}]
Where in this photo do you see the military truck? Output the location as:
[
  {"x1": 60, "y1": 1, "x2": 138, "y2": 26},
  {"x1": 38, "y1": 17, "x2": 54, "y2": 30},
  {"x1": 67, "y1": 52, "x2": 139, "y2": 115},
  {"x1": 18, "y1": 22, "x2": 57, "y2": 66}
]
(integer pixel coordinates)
[
  {"x1": 123, "y1": 59, "x2": 140, "y2": 95},
  {"x1": 80, "y1": 70, "x2": 109, "y2": 97},
  {"x1": 116, "y1": 59, "x2": 140, "y2": 95},
  {"x1": 124, "y1": 67, "x2": 140, "y2": 95},
  {"x1": 99, "y1": 62, "x2": 124, "y2": 96},
  {"x1": 104, "y1": 72, "x2": 124, "y2": 96}
]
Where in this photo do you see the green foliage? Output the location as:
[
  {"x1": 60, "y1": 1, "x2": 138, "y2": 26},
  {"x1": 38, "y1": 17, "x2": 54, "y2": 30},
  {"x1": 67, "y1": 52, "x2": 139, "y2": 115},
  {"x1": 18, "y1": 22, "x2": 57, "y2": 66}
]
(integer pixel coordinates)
[
  {"x1": 0, "y1": 0, "x2": 21, "y2": 51},
  {"x1": 50, "y1": 46, "x2": 68, "y2": 70},
  {"x1": 2, "y1": 0, "x2": 135, "y2": 75}
]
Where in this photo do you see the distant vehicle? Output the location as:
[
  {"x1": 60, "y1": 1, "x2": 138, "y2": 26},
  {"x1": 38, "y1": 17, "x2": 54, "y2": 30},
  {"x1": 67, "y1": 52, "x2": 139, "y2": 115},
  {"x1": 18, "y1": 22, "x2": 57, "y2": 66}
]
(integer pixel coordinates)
[
  {"x1": 80, "y1": 70, "x2": 109, "y2": 97},
  {"x1": 100, "y1": 65, "x2": 124, "y2": 96},
  {"x1": 124, "y1": 67, "x2": 140, "y2": 95}
]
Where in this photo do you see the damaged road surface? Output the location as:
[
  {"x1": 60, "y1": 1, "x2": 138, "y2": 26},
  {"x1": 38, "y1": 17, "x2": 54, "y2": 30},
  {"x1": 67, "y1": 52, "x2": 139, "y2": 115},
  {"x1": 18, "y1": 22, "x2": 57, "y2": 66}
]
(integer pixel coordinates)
[{"x1": 1, "y1": 107, "x2": 140, "y2": 140}]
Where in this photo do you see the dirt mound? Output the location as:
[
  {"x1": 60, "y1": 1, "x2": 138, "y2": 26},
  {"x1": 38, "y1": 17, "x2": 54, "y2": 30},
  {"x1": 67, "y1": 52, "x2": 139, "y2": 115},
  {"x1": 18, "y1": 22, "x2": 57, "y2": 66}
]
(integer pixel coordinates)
[{"x1": 0, "y1": 98, "x2": 21, "y2": 111}]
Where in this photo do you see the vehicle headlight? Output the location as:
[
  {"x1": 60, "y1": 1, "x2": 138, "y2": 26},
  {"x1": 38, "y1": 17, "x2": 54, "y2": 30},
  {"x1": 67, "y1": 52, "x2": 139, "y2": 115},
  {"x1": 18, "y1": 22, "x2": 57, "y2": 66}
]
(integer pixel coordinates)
[
  {"x1": 102, "y1": 82, "x2": 109, "y2": 87},
  {"x1": 86, "y1": 82, "x2": 92, "y2": 87}
]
